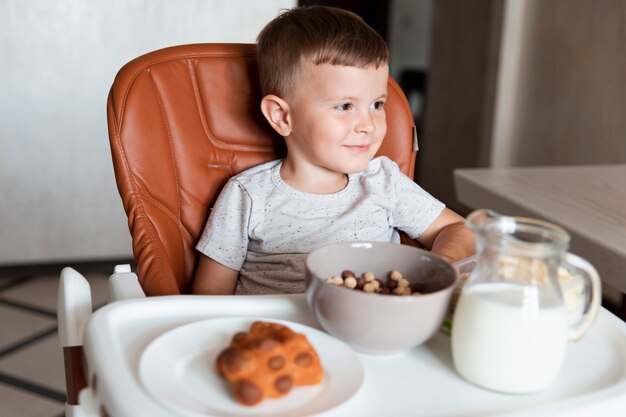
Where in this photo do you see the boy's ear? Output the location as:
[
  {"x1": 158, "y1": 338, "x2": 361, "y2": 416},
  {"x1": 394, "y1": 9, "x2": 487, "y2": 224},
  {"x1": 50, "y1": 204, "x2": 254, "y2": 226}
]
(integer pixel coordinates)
[{"x1": 260, "y1": 95, "x2": 292, "y2": 137}]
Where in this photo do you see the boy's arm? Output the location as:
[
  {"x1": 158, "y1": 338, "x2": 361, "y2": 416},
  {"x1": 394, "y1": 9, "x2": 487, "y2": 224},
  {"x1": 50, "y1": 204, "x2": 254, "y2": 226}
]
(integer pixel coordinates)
[
  {"x1": 416, "y1": 208, "x2": 476, "y2": 263},
  {"x1": 192, "y1": 254, "x2": 239, "y2": 295}
]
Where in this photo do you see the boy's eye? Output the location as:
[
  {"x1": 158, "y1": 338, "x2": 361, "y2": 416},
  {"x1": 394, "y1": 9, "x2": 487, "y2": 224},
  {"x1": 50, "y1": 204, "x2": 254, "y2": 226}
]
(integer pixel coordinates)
[
  {"x1": 371, "y1": 101, "x2": 386, "y2": 110},
  {"x1": 335, "y1": 103, "x2": 353, "y2": 111}
]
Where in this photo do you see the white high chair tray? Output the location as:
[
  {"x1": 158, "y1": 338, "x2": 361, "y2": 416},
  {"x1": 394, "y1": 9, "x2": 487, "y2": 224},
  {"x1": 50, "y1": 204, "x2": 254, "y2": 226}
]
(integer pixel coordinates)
[{"x1": 83, "y1": 294, "x2": 626, "y2": 417}]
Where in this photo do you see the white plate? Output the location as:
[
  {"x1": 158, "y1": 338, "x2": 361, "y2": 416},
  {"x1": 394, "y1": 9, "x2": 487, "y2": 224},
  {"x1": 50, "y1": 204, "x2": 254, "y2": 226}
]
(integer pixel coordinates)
[{"x1": 139, "y1": 317, "x2": 364, "y2": 417}]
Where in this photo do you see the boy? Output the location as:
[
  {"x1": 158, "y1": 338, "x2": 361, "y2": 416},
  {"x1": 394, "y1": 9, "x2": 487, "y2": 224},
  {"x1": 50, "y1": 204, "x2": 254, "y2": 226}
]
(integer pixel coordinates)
[{"x1": 193, "y1": 6, "x2": 475, "y2": 295}]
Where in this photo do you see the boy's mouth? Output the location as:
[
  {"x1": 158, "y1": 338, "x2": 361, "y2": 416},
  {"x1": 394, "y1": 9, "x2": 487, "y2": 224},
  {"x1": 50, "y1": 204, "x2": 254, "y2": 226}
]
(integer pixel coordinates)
[{"x1": 344, "y1": 144, "x2": 371, "y2": 153}]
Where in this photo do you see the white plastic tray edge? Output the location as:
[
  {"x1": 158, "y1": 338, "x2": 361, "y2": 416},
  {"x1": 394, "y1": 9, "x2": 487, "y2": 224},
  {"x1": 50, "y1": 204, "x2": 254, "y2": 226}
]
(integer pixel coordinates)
[{"x1": 82, "y1": 295, "x2": 626, "y2": 417}]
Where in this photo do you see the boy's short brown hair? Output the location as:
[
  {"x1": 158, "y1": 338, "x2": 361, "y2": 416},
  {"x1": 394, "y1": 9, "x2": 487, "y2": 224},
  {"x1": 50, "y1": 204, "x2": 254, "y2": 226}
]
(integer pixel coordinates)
[{"x1": 256, "y1": 5, "x2": 389, "y2": 98}]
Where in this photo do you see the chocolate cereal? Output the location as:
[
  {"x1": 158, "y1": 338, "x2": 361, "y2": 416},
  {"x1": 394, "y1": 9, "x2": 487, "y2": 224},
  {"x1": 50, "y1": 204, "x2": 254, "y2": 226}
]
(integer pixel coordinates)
[{"x1": 325, "y1": 270, "x2": 422, "y2": 296}]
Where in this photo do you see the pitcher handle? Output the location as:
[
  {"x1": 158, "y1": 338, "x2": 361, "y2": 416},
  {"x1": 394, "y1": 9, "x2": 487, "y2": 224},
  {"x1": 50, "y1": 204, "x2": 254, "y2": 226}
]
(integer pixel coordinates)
[{"x1": 563, "y1": 253, "x2": 602, "y2": 342}]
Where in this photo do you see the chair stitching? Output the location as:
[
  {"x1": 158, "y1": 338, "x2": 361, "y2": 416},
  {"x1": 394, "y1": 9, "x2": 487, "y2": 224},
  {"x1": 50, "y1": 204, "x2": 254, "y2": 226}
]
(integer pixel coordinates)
[
  {"x1": 134, "y1": 188, "x2": 194, "y2": 244},
  {"x1": 186, "y1": 59, "x2": 275, "y2": 152},
  {"x1": 147, "y1": 70, "x2": 183, "y2": 222},
  {"x1": 108, "y1": 98, "x2": 167, "y2": 286},
  {"x1": 118, "y1": 50, "x2": 256, "y2": 132},
  {"x1": 147, "y1": 70, "x2": 193, "y2": 286}
]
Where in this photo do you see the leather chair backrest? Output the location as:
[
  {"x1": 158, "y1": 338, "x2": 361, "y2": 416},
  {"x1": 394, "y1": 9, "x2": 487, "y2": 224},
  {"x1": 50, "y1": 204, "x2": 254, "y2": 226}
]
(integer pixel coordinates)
[{"x1": 107, "y1": 43, "x2": 416, "y2": 295}]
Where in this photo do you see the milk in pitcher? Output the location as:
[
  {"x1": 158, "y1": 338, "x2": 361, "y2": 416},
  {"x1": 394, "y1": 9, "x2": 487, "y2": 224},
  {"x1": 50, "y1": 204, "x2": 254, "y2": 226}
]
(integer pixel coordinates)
[{"x1": 452, "y1": 282, "x2": 568, "y2": 393}]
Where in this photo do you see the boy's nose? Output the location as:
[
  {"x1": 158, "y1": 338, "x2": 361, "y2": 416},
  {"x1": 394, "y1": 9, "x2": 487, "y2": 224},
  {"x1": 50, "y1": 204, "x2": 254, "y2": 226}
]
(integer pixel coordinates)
[{"x1": 355, "y1": 111, "x2": 376, "y2": 134}]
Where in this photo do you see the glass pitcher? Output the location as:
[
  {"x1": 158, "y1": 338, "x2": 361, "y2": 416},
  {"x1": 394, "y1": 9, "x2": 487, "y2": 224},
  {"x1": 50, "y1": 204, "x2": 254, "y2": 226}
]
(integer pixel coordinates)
[{"x1": 451, "y1": 209, "x2": 601, "y2": 394}]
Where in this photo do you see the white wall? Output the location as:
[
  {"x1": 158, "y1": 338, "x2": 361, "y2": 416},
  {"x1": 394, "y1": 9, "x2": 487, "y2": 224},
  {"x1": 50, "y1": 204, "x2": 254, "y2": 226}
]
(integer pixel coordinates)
[{"x1": 0, "y1": 0, "x2": 295, "y2": 265}]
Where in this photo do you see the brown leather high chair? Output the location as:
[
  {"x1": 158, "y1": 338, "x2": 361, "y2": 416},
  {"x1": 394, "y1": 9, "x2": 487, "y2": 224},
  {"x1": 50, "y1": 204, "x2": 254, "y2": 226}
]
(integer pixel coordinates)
[
  {"x1": 58, "y1": 43, "x2": 417, "y2": 415},
  {"x1": 107, "y1": 43, "x2": 418, "y2": 296}
]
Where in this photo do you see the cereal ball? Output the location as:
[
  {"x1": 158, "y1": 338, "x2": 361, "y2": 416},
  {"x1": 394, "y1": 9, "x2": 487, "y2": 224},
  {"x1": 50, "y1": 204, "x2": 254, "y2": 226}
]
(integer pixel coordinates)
[
  {"x1": 386, "y1": 279, "x2": 398, "y2": 290},
  {"x1": 363, "y1": 282, "x2": 377, "y2": 293},
  {"x1": 362, "y1": 272, "x2": 375, "y2": 282},
  {"x1": 397, "y1": 278, "x2": 410, "y2": 288},
  {"x1": 393, "y1": 286, "x2": 407, "y2": 296},
  {"x1": 341, "y1": 270, "x2": 356, "y2": 278},
  {"x1": 344, "y1": 276, "x2": 357, "y2": 289},
  {"x1": 326, "y1": 276, "x2": 344, "y2": 285},
  {"x1": 356, "y1": 276, "x2": 366, "y2": 289},
  {"x1": 390, "y1": 270, "x2": 403, "y2": 281}
]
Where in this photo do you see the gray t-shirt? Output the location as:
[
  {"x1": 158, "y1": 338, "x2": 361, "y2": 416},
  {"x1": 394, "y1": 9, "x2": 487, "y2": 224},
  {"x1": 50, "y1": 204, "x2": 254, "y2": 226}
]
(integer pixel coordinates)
[{"x1": 196, "y1": 156, "x2": 444, "y2": 295}]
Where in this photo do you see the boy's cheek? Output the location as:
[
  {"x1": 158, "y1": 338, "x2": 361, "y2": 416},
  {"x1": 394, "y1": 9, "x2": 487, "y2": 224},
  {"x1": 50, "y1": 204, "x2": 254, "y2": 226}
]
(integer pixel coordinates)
[{"x1": 376, "y1": 125, "x2": 388, "y2": 141}]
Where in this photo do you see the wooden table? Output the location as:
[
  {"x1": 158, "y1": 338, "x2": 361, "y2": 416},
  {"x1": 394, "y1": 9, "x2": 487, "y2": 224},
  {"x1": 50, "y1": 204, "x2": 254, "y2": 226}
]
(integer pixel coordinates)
[{"x1": 454, "y1": 165, "x2": 626, "y2": 295}]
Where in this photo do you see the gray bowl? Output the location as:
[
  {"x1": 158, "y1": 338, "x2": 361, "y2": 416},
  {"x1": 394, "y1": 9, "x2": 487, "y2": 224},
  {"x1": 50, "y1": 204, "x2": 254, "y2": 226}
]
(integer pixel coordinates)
[{"x1": 305, "y1": 242, "x2": 457, "y2": 356}]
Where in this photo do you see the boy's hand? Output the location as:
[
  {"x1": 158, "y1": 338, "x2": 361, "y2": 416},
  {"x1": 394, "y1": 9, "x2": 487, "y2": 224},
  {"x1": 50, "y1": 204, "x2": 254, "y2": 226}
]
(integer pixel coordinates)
[{"x1": 417, "y1": 208, "x2": 476, "y2": 264}]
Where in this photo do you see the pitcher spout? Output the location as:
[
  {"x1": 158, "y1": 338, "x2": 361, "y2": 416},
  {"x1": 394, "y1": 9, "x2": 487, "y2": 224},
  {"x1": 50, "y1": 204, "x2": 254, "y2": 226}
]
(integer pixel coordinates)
[{"x1": 465, "y1": 209, "x2": 501, "y2": 233}]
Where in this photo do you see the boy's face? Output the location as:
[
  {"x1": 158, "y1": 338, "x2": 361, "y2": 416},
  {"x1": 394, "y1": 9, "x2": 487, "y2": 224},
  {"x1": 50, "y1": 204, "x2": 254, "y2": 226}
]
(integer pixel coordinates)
[{"x1": 285, "y1": 61, "x2": 389, "y2": 174}]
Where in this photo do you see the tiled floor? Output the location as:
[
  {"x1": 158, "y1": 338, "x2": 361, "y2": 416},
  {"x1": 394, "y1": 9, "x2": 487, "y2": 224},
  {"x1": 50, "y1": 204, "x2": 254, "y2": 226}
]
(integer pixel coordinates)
[{"x1": 0, "y1": 262, "x2": 124, "y2": 417}]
